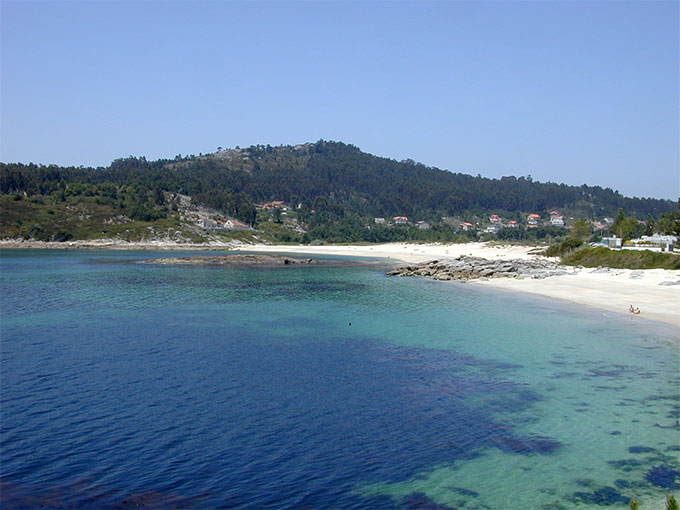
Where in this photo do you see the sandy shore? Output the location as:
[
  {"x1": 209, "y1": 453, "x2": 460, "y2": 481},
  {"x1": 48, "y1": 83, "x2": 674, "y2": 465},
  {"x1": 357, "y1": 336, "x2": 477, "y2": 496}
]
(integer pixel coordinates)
[
  {"x1": 473, "y1": 268, "x2": 680, "y2": 330},
  {"x1": 0, "y1": 238, "x2": 542, "y2": 261},
  {"x1": 235, "y1": 242, "x2": 680, "y2": 330},
  {"x1": 234, "y1": 242, "x2": 544, "y2": 264},
  {"x1": 3, "y1": 239, "x2": 678, "y2": 330}
]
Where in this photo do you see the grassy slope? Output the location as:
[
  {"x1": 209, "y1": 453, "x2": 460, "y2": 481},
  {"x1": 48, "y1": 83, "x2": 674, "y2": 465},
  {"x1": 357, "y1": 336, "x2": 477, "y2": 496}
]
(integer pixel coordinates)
[
  {"x1": 561, "y1": 246, "x2": 680, "y2": 270},
  {"x1": 0, "y1": 195, "x2": 207, "y2": 243},
  {"x1": 0, "y1": 195, "x2": 289, "y2": 245}
]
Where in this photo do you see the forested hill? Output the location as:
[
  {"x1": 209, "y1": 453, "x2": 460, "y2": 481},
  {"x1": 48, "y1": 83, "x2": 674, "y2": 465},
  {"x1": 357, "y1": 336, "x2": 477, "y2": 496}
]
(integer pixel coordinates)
[{"x1": 1, "y1": 140, "x2": 675, "y2": 224}]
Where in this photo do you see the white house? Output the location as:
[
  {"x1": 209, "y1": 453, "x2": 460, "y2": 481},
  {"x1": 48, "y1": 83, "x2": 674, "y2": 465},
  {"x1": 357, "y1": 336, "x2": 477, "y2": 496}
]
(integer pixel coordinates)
[
  {"x1": 527, "y1": 214, "x2": 541, "y2": 225},
  {"x1": 224, "y1": 219, "x2": 250, "y2": 231},
  {"x1": 601, "y1": 236, "x2": 622, "y2": 249},
  {"x1": 626, "y1": 235, "x2": 677, "y2": 252}
]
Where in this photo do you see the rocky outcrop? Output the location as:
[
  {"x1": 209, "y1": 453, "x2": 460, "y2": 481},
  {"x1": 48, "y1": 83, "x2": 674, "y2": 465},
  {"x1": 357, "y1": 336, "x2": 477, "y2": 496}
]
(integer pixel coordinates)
[
  {"x1": 386, "y1": 255, "x2": 568, "y2": 281},
  {"x1": 148, "y1": 254, "x2": 321, "y2": 266}
]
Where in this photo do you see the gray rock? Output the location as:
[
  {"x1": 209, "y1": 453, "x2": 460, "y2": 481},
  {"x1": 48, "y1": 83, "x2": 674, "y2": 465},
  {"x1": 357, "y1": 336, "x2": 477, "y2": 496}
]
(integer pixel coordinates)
[
  {"x1": 590, "y1": 266, "x2": 610, "y2": 273},
  {"x1": 386, "y1": 255, "x2": 563, "y2": 282}
]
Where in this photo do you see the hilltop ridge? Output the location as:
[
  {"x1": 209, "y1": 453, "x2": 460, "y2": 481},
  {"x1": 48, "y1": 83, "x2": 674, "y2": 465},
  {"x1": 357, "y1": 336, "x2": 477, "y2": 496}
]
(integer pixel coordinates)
[{"x1": 1, "y1": 140, "x2": 676, "y2": 244}]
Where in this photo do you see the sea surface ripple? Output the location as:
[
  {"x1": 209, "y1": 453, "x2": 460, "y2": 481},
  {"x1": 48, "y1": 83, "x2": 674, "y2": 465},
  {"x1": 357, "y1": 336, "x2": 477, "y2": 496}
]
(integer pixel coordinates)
[{"x1": 1, "y1": 249, "x2": 678, "y2": 509}]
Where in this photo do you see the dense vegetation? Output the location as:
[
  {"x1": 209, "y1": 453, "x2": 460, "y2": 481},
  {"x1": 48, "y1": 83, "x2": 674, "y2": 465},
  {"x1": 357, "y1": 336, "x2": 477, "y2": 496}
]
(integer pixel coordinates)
[
  {"x1": 560, "y1": 246, "x2": 680, "y2": 270},
  {"x1": 0, "y1": 192, "x2": 205, "y2": 243},
  {"x1": 1, "y1": 140, "x2": 677, "y2": 243}
]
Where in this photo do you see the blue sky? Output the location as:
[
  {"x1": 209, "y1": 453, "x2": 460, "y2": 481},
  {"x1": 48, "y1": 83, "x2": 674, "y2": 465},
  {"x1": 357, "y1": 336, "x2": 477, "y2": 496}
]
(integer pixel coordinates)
[{"x1": 1, "y1": 1, "x2": 678, "y2": 200}]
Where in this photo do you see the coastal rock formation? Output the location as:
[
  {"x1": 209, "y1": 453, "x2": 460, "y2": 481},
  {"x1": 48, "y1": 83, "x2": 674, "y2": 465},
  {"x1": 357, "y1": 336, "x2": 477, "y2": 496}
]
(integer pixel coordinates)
[
  {"x1": 386, "y1": 255, "x2": 568, "y2": 281},
  {"x1": 148, "y1": 254, "x2": 321, "y2": 266}
]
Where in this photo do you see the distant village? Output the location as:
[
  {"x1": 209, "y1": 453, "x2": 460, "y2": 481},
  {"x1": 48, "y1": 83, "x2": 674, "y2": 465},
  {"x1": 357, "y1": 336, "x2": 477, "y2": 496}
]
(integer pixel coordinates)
[{"x1": 188, "y1": 197, "x2": 677, "y2": 252}]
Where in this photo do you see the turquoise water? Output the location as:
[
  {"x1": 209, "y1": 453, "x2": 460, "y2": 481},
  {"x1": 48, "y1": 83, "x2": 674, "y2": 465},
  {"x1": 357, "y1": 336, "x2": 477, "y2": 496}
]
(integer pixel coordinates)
[{"x1": 1, "y1": 249, "x2": 678, "y2": 509}]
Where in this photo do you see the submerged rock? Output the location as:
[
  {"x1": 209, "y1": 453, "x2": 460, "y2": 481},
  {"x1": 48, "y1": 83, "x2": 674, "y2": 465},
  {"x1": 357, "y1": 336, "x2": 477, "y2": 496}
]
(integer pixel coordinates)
[
  {"x1": 607, "y1": 458, "x2": 645, "y2": 471},
  {"x1": 645, "y1": 465, "x2": 680, "y2": 489},
  {"x1": 571, "y1": 486, "x2": 629, "y2": 505},
  {"x1": 488, "y1": 435, "x2": 562, "y2": 454},
  {"x1": 400, "y1": 492, "x2": 457, "y2": 509},
  {"x1": 147, "y1": 254, "x2": 325, "y2": 266},
  {"x1": 628, "y1": 446, "x2": 656, "y2": 454}
]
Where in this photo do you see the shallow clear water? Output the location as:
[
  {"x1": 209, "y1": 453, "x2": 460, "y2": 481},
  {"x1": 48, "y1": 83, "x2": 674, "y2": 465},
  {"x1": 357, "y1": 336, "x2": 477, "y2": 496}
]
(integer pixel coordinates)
[{"x1": 1, "y1": 249, "x2": 678, "y2": 509}]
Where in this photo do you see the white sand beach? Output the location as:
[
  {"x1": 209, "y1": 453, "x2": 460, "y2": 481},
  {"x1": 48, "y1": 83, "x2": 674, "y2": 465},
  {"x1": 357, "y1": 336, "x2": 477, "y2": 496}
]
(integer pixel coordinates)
[
  {"x1": 237, "y1": 242, "x2": 680, "y2": 330},
  {"x1": 473, "y1": 268, "x2": 680, "y2": 330},
  {"x1": 236, "y1": 241, "x2": 543, "y2": 264}
]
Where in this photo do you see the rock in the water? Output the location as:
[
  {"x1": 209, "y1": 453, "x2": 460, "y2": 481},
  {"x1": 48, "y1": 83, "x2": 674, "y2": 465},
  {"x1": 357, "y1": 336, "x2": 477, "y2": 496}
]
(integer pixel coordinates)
[{"x1": 148, "y1": 254, "x2": 325, "y2": 266}]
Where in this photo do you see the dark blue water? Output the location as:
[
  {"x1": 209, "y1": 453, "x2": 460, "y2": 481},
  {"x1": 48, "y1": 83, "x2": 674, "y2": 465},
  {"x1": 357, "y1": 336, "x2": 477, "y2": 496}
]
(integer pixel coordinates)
[{"x1": 1, "y1": 250, "x2": 678, "y2": 509}]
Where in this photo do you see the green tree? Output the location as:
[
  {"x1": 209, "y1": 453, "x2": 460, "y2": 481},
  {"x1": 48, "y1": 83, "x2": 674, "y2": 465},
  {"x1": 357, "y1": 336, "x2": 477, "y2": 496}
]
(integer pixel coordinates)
[
  {"x1": 153, "y1": 187, "x2": 165, "y2": 206},
  {"x1": 655, "y1": 210, "x2": 680, "y2": 236},
  {"x1": 571, "y1": 220, "x2": 591, "y2": 240},
  {"x1": 614, "y1": 207, "x2": 626, "y2": 224},
  {"x1": 612, "y1": 209, "x2": 642, "y2": 240},
  {"x1": 643, "y1": 215, "x2": 655, "y2": 236}
]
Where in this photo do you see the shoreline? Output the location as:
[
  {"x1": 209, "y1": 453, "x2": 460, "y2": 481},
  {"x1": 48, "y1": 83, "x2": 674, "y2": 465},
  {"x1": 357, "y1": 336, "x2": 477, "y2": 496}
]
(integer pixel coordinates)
[
  {"x1": 0, "y1": 239, "x2": 241, "y2": 251},
  {"x1": 0, "y1": 239, "x2": 542, "y2": 261},
  {"x1": 471, "y1": 272, "x2": 680, "y2": 333},
  {"x1": 2, "y1": 239, "x2": 678, "y2": 330},
  {"x1": 237, "y1": 243, "x2": 680, "y2": 331}
]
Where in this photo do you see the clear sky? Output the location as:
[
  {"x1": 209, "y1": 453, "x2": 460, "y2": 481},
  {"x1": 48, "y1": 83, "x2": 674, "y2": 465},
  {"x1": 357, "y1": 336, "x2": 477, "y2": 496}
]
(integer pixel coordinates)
[{"x1": 1, "y1": 1, "x2": 678, "y2": 200}]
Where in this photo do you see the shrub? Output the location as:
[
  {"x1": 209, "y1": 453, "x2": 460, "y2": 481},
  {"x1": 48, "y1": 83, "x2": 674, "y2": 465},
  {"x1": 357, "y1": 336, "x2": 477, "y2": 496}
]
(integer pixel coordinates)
[
  {"x1": 561, "y1": 246, "x2": 680, "y2": 270},
  {"x1": 545, "y1": 237, "x2": 583, "y2": 257},
  {"x1": 53, "y1": 230, "x2": 73, "y2": 242}
]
